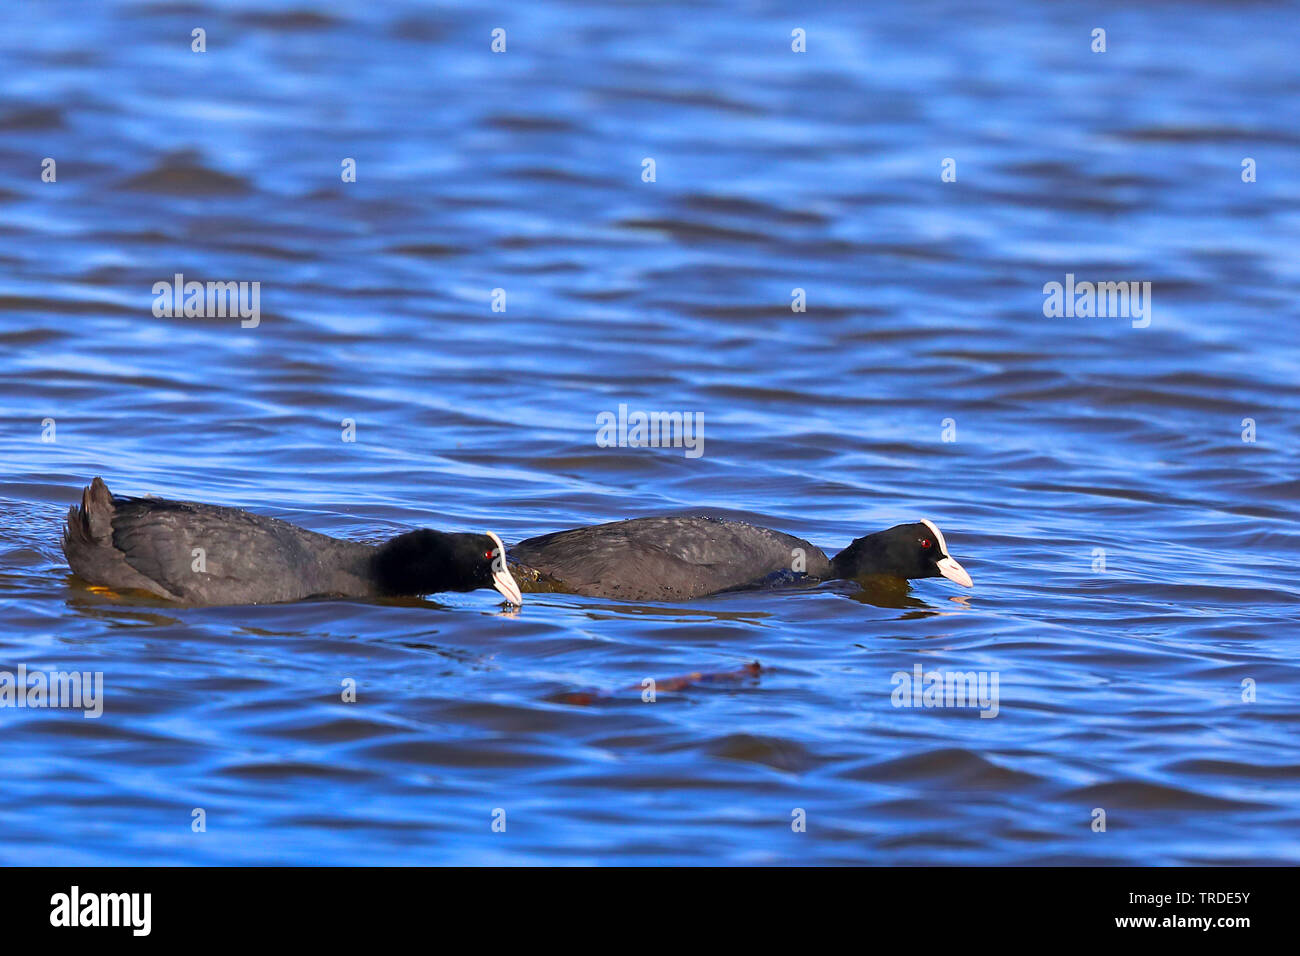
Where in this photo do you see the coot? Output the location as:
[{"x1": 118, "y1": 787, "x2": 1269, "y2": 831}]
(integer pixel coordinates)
[
  {"x1": 509, "y1": 516, "x2": 971, "y2": 602},
  {"x1": 62, "y1": 477, "x2": 523, "y2": 607}
]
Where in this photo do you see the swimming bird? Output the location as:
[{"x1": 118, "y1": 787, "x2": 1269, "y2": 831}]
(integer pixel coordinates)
[
  {"x1": 508, "y1": 516, "x2": 971, "y2": 602},
  {"x1": 62, "y1": 477, "x2": 523, "y2": 607}
]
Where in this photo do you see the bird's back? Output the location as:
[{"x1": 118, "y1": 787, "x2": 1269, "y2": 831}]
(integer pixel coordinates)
[
  {"x1": 510, "y1": 515, "x2": 832, "y2": 601},
  {"x1": 63, "y1": 478, "x2": 374, "y2": 605}
]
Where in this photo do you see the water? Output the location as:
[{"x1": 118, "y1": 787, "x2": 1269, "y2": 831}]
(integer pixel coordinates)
[{"x1": 1, "y1": 0, "x2": 1298, "y2": 865}]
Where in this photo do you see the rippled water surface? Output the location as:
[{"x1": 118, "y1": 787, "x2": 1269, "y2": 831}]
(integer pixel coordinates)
[{"x1": 1, "y1": 0, "x2": 1298, "y2": 864}]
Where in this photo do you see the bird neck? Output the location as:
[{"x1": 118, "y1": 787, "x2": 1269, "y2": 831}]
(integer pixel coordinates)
[
  {"x1": 830, "y1": 533, "x2": 887, "y2": 579},
  {"x1": 371, "y1": 530, "x2": 469, "y2": 596}
]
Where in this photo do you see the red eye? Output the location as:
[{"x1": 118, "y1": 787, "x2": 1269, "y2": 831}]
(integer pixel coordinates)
[
  {"x1": 920, "y1": 539, "x2": 932, "y2": 549},
  {"x1": 484, "y1": 550, "x2": 495, "y2": 560}
]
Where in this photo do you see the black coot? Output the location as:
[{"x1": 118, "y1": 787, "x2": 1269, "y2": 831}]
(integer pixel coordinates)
[
  {"x1": 509, "y1": 516, "x2": 971, "y2": 602},
  {"x1": 62, "y1": 477, "x2": 523, "y2": 607}
]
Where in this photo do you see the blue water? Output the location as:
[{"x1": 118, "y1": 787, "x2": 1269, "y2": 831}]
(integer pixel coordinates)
[{"x1": 1, "y1": 0, "x2": 1298, "y2": 864}]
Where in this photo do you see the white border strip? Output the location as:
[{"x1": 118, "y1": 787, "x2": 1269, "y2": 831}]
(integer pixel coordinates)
[{"x1": 919, "y1": 518, "x2": 949, "y2": 556}]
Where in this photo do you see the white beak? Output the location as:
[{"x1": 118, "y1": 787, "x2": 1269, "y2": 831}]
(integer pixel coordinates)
[
  {"x1": 936, "y1": 556, "x2": 973, "y2": 588},
  {"x1": 485, "y1": 531, "x2": 523, "y2": 606}
]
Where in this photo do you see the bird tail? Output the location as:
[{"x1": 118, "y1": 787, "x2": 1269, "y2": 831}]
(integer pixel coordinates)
[{"x1": 63, "y1": 476, "x2": 115, "y2": 563}]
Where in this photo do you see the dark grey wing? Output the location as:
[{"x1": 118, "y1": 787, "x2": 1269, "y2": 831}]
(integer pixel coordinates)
[
  {"x1": 511, "y1": 516, "x2": 832, "y2": 601},
  {"x1": 108, "y1": 496, "x2": 356, "y2": 605}
]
